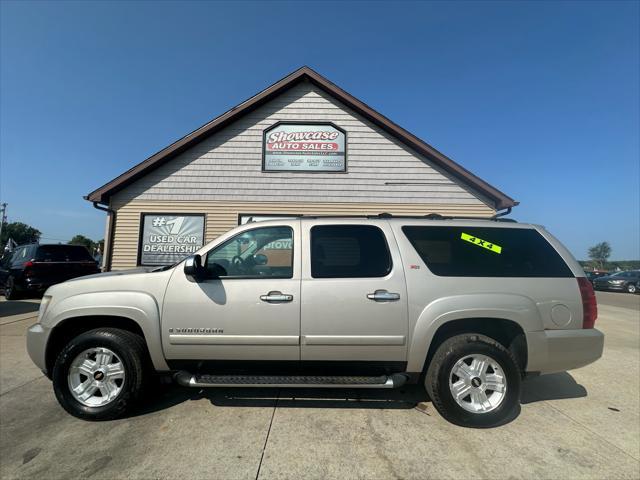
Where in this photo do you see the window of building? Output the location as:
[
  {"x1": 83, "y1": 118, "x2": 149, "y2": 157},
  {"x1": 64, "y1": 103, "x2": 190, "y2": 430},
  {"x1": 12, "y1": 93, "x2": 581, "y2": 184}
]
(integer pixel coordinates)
[
  {"x1": 402, "y1": 226, "x2": 573, "y2": 278},
  {"x1": 205, "y1": 226, "x2": 293, "y2": 279},
  {"x1": 311, "y1": 225, "x2": 392, "y2": 278}
]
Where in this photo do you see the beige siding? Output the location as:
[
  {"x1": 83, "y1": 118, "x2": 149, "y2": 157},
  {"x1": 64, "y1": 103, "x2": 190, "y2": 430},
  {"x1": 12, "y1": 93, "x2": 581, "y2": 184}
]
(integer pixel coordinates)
[
  {"x1": 110, "y1": 200, "x2": 494, "y2": 270},
  {"x1": 111, "y1": 82, "x2": 493, "y2": 207}
]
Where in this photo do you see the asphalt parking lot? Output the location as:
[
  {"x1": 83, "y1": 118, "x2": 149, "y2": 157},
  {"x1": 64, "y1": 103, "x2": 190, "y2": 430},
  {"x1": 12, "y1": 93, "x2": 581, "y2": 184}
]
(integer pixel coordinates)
[{"x1": 0, "y1": 292, "x2": 638, "y2": 479}]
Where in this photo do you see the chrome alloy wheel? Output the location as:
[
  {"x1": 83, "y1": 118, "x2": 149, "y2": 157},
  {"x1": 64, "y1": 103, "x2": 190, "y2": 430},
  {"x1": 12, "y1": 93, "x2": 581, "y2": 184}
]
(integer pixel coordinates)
[
  {"x1": 67, "y1": 347, "x2": 125, "y2": 407},
  {"x1": 449, "y1": 354, "x2": 507, "y2": 414}
]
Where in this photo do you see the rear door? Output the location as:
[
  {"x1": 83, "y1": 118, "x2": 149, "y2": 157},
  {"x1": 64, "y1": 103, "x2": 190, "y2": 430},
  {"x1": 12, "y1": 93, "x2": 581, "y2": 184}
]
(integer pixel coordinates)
[{"x1": 300, "y1": 220, "x2": 408, "y2": 363}]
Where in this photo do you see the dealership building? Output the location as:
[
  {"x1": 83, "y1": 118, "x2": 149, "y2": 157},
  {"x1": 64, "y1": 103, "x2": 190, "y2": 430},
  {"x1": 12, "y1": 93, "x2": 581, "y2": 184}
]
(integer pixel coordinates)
[{"x1": 86, "y1": 67, "x2": 517, "y2": 271}]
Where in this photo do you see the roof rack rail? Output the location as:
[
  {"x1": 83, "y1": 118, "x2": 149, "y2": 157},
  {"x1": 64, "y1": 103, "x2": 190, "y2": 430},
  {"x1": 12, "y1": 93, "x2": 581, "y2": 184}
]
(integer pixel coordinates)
[
  {"x1": 294, "y1": 211, "x2": 517, "y2": 222},
  {"x1": 375, "y1": 212, "x2": 516, "y2": 222}
]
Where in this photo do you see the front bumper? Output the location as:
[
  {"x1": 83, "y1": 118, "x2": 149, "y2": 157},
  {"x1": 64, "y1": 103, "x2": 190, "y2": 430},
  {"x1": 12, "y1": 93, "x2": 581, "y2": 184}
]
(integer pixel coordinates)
[
  {"x1": 526, "y1": 328, "x2": 604, "y2": 375},
  {"x1": 26, "y1": 322, "x2": 51, "y2": 375}
]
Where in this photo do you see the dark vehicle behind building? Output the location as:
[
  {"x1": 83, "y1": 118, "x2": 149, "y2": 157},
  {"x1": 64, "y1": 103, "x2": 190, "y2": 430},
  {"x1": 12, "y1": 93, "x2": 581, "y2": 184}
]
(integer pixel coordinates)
[
  {"x1": 593, "y1": 270, "x2": 640, "y2": 294},
  {"x1": 0, "y1": 244, "x2": 100, "y2": 300}
]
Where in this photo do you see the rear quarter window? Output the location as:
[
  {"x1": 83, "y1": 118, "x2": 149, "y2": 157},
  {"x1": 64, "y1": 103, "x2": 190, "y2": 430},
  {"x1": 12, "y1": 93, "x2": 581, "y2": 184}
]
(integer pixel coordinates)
[{"x1": 402, "y1": 226, "x2": 573, "y2": 278}]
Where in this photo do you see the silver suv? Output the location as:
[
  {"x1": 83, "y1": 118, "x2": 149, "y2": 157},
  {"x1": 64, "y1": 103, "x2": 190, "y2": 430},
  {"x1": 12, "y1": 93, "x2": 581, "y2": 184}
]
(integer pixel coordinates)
[{"x1": 26, "y1": 215, "x2": 604, "y2": 428}]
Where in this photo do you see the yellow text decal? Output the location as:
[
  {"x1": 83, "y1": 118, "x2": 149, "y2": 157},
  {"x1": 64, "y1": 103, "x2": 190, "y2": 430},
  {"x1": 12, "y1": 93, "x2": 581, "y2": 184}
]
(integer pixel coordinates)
[{"x1": 460, "y1": 232, "x2": 502, "y2": 254}]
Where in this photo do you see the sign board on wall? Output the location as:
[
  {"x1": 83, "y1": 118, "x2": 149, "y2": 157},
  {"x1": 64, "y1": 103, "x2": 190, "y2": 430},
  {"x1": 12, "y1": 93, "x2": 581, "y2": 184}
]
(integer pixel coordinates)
[
  {"x1": 263, "y1": 122, "x2": 346, "y2": 172},
  {"x1": 138, "y1": 214, "x2": 205, "y2": 266}
]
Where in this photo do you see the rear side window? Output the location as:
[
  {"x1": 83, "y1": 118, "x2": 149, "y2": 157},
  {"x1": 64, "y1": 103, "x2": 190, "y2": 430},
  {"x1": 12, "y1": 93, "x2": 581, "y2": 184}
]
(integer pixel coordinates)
[
  {"x1": 311, "y1": 225, "x2": 392, "y2": 278},
  {"x1": 402, "y1": 226, "x2": 573, "y2": 278},
  {"x1": 11, "y1": 247, "x2": 27, "y2": 263},
  {"x1": 35, "y1": 245, "x2": 95, "y2": 262}
]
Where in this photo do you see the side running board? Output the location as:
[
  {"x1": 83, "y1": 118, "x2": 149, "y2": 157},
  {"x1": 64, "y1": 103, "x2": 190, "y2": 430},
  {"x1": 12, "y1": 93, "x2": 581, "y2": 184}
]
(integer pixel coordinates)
[{"x1": 174, "y1": 371, "x2": 409, "y2": 389}]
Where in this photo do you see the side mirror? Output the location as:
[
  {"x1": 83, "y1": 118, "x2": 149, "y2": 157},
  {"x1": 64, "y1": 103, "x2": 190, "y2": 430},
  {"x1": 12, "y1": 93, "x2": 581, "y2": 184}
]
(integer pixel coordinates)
[
  {"x1": 253, "y1": 253, "x2": 268, "y2": 266},
  {"x1": 184, "y1": 254, "x2": 204, "y2": 281}
]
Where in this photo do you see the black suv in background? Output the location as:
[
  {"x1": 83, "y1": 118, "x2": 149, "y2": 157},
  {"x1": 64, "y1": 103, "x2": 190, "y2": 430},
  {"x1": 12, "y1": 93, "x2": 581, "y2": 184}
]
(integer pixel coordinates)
[
  {"x1": 0, "y1": 244, "x2": 100, "y2": 300},
  {"x1": 593, "y1": 270, "x2": 640, "y2": 294}
]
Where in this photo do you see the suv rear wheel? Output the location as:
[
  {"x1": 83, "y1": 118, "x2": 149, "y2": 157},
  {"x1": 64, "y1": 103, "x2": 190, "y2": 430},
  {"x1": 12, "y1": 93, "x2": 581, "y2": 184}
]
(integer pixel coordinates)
[
  {"x1": 627, "y1": 283, "x2": 637, "y2": 294},
  {"x1": 425, "y1": 333, "x2": 521, "y2": 428},
  {"x1": 52, "y1": 328, "x2": 148, "y2": 420}
]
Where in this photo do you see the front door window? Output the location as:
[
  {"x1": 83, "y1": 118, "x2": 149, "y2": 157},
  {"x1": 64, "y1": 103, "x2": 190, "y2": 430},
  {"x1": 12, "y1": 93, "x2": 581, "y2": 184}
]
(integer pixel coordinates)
[{"x1": 205, "y1": 226, "x2": 293, "y2": 279}]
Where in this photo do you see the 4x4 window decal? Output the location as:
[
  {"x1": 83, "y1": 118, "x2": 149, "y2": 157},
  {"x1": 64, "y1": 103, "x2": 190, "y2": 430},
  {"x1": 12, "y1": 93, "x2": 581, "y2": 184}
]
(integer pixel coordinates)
[{"x1": 460, "y1": 232, "x2": 502, "y2": 254}]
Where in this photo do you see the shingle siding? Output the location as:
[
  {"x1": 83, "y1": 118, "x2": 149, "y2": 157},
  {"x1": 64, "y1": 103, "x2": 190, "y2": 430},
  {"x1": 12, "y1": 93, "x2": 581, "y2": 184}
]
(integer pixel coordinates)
[{"x1": 112, "y1": 82, "x2": 492, "y2": 206}]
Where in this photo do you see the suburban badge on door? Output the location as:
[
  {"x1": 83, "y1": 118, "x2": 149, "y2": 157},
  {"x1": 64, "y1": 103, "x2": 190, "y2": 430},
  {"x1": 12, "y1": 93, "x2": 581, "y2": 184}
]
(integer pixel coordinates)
[{"x1": 168, "y1": 328, "x2": 224, "y2": 334}]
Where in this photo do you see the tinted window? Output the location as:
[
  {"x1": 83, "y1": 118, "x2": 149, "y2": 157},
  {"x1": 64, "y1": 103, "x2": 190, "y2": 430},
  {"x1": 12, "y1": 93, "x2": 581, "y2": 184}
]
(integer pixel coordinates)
[
  {"x1": 205, "y1": 226, "x2": 293, "y2": 278},
  {"x1": 35, "y1": 245, "x2": 95, "y2": 262},
  {"x1": 10, "y1": 247, "x2": 26, "y2": 264},
  {"x1": 311, "y1": 225, "x2": 391, "y2": 278},
  {"x1": 402, "y1": 226, "x2": 573, "y2": 278}
]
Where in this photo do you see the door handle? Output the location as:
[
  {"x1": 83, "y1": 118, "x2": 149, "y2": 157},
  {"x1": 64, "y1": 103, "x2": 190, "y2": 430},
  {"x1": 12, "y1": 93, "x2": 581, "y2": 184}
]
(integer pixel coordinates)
[
  {"x1": 260, "y1": 291, "x2": 294, "y2": 303},
  {"x1": 367, "y1": 290, "x2": 400, "y2": 302}
]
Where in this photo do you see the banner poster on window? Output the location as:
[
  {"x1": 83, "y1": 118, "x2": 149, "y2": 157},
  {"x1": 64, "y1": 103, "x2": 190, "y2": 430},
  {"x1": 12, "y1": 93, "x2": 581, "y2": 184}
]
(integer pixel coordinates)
[{"x1": 138, "y1": 214, "x2": 205, "y2": 266}]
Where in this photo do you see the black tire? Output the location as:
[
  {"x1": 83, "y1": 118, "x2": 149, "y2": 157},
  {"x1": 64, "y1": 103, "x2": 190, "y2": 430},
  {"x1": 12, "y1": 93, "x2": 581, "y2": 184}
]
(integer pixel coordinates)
[
  {"x1": 626, "y1": 283, "x2": 637, "y2": 294},
  {"x1": 4, "y1": 276, "x2": 20, "y2": 300},
  {"x1": 425, "y1": 333, "x2": 521, "y2": 428},
  {"x1": 52, "y1": 328, "x2": 148, "y2": 421}
]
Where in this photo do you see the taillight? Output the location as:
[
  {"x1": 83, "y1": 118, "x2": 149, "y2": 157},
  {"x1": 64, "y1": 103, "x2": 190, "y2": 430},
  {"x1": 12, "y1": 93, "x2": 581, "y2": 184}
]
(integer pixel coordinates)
[
  {"x1": 23, "y1": 260, "x2": 34, "y2": 277},
  {"x1": 577, "y1": 277, "x2": 597, "y2": 329}
]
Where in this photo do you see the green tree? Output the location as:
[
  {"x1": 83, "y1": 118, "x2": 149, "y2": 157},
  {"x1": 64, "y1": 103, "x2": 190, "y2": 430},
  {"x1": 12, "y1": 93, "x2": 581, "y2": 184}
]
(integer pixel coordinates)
[
  {"x1": 0, "y1": 221, "x2": 41, "y2": 249},
  {"x1": 68, "y1": 235, "x2": 96, "y2": 252},
  {"x1": 588, "y1": 241, "x2": 612, "y2": 270}
]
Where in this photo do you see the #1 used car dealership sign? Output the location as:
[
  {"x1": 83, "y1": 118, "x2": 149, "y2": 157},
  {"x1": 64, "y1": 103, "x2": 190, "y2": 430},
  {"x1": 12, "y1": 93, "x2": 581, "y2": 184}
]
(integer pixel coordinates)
[
  {"x1": 139, "y1": 214, "x2": 205, "y2": 266},
  {"x1": 263, "y1": 122, "x2": 346, "y2": 172}
]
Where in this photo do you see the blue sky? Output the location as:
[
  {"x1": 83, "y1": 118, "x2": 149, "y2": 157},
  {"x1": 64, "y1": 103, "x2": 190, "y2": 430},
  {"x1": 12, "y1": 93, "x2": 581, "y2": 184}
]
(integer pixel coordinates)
[{"x1": 1, "y1": 1, "x2": 638, "y2": 259}]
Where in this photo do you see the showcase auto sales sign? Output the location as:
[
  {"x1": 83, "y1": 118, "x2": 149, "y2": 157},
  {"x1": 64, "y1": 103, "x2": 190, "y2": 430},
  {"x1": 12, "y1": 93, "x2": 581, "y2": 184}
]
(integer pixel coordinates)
[{"x1": 263, "y1": 123, "x2": 346, "y2": 171}]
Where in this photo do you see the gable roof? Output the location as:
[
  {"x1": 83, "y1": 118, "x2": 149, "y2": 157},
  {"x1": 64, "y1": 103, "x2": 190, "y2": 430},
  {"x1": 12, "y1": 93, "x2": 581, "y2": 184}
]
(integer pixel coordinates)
[{"x1": 86, "y1": 66, "x2": 517, "y2": 210}]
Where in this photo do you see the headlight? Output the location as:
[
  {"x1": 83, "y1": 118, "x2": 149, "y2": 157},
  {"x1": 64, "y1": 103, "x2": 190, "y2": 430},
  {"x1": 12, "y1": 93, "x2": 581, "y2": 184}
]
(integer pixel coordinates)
[
  {"x1": 609, "y1": 280, "x2": 624, "y2": 284},
  {"x1": 38, "y1": 295, "x2": 52, "y2": 321}
]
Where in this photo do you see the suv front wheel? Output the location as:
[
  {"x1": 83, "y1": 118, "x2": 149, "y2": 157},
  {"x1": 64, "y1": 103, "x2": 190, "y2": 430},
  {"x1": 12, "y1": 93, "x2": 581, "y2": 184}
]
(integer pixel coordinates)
[
  {"x1": 425, "y1": 333, "x2": 521, "y2": 428},
  {"x1": 52, "y1": 328, "x2": 148, "y2": 420}
]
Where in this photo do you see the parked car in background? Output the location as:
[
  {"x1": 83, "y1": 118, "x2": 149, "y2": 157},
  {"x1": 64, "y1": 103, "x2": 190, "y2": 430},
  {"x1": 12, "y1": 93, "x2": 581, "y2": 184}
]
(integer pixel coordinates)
[
  {"x1": 0, "y1": 244, "x2": 100, "y2": 300},
  {"x1": 585, "y1": 271, "x2": 610, "y2": 285},
  {"x1": 593, "y1": 270, "x2": 640, "y2": 294}
]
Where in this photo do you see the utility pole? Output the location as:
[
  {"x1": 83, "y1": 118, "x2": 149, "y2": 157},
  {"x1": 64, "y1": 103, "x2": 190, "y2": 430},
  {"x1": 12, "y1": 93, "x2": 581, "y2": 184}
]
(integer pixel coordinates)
[{"x1": 0, "y1": 203, "x2": 7, "y2": 243}]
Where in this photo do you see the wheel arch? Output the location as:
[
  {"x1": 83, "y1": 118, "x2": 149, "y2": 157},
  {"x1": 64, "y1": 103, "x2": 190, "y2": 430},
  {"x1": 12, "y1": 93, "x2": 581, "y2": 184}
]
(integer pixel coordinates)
[
  {"x1": 420, "y1": 318, "x2": 528, "y2": 377},
  {"x1": 45, "y1": 315, "x2": 156, "y2": 378},
  {"x1": 406, "y1": 294, "x2": 540, "y2": 374},
  {"x1": 42, "y1": 291, "x2": 169, "y2": 376}
]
